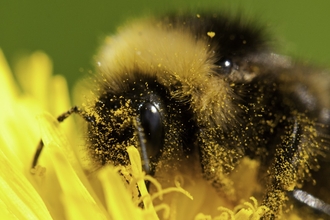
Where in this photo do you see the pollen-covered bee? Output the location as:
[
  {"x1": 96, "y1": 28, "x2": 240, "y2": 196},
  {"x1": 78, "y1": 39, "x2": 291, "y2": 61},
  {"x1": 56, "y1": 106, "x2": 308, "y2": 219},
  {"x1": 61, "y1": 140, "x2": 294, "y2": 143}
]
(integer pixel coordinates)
[{"x1": 32, "y1": 12, "x2": 330, "y2": 219}]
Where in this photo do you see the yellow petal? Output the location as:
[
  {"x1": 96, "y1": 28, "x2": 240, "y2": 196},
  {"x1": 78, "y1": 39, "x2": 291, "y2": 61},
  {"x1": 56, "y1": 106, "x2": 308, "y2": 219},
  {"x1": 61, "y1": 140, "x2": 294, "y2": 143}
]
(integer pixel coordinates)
[
  {"x1": 0, "y1": 146, "x2": 52, "y2": 219},
  {"x1": 35, "y1": 112, "x2": 109, "y2": 219}
]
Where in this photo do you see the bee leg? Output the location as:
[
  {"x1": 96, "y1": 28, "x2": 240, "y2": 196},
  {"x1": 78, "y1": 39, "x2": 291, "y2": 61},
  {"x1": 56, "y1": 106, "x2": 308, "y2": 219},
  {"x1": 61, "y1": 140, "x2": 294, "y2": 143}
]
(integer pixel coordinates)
[
  {"x1": 262, "y1": 116, "x2": 318, "y2": 218},
  {"x1": 31, "y1": 106, "x2": 96, "y2": 168},
  {"x1": 198, "y1": 133, "x2": 239, "y2": 201},
  {"x1": 291, "y1": 189, "x2": 330, "y2": 216}
]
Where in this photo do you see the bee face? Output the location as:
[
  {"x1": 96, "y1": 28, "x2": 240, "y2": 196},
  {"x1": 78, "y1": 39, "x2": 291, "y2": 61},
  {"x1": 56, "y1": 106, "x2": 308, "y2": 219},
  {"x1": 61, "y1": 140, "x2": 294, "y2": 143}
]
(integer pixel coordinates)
[
  {"x1": 88, "y1": 71, "x2": 197, "y2": 175},
  {"x1": 75, "y1": 13, "x2": 330, "y2": 218}
]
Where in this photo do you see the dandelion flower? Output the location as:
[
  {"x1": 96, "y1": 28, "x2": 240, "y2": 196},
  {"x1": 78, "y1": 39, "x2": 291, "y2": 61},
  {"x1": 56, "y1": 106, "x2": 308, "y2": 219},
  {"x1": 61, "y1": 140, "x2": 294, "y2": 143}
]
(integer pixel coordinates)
[
  {"x1": 0, "y1": 50, "x2": 283, "y2": 219},
  {"x1": 0, "y1": 50, "x2": 146, "y2": 220}
]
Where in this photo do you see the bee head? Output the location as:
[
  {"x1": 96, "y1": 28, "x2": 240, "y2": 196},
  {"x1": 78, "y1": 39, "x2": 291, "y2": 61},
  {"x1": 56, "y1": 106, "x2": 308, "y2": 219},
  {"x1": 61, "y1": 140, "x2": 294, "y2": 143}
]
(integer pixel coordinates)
[{"x1": 88, "y1": 13, "x2": 270, "y2": 177}]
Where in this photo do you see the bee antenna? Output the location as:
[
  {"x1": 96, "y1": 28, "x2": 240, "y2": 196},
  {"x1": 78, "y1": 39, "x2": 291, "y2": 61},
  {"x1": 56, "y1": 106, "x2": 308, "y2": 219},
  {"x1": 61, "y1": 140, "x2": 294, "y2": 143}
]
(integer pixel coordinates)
[{"x1": 31, "y1": 106, "x2": 96, "y2": 169}]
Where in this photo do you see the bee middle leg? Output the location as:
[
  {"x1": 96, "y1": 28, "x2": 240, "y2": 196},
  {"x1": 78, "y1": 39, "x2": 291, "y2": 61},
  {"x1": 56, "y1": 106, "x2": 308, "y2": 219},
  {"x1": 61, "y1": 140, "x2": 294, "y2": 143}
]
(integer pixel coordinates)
[{"x1": 262, "y1": 115, "x2": 320, "y2": 218}]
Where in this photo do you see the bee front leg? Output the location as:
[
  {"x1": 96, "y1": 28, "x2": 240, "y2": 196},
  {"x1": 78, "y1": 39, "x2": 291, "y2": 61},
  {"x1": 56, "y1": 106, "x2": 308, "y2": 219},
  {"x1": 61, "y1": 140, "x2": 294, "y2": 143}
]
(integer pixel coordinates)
[{"x1": 198, "y1": 130, "x2": 241, "y2": 202}]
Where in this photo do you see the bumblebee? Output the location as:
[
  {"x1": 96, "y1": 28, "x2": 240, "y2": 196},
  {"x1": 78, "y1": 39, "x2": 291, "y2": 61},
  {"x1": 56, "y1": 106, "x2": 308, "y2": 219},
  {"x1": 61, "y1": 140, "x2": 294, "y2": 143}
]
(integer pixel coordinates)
[{"x1": 32, "y1": 12, "x2": 330, "y2": 219}]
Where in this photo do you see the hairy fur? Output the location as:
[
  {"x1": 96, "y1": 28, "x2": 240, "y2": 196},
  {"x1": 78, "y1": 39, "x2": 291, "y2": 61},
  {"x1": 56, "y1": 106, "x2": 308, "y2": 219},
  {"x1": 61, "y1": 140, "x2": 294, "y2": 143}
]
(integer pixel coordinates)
[{"x1": 85, "y1": 13, "x2": 330, "y2": 219}]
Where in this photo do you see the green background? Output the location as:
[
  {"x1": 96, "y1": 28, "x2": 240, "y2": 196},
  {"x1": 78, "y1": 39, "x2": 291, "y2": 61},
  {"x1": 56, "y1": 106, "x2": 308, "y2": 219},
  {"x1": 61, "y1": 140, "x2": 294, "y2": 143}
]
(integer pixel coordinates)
[{"x1": 1, "y1": 0, "x2": 329, "y2": 89}]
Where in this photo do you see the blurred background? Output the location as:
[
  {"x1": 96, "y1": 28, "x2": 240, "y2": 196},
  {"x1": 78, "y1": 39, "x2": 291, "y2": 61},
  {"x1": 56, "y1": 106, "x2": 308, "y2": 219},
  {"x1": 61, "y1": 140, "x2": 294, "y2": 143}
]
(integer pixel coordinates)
[{"x1": 1, "y1": 0, "x2": 329, "y2": 90}]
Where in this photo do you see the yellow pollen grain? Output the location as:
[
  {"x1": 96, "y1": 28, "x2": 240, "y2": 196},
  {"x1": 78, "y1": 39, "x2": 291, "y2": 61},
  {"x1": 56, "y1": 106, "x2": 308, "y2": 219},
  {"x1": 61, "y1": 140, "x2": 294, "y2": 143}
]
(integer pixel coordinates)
[{"x1": 207, "y1": 32, "x2": 216, "y2": 38}]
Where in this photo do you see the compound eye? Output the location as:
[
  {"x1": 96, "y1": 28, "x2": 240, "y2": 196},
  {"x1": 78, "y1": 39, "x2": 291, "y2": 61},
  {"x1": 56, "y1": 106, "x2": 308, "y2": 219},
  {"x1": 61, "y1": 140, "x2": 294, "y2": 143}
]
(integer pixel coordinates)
[
  {"x1": 139, "y1": 102, "x2": 163, "y2": 159},
  {"x1": 217, "y1": 57, "x2": 233, "y2": 74}
]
